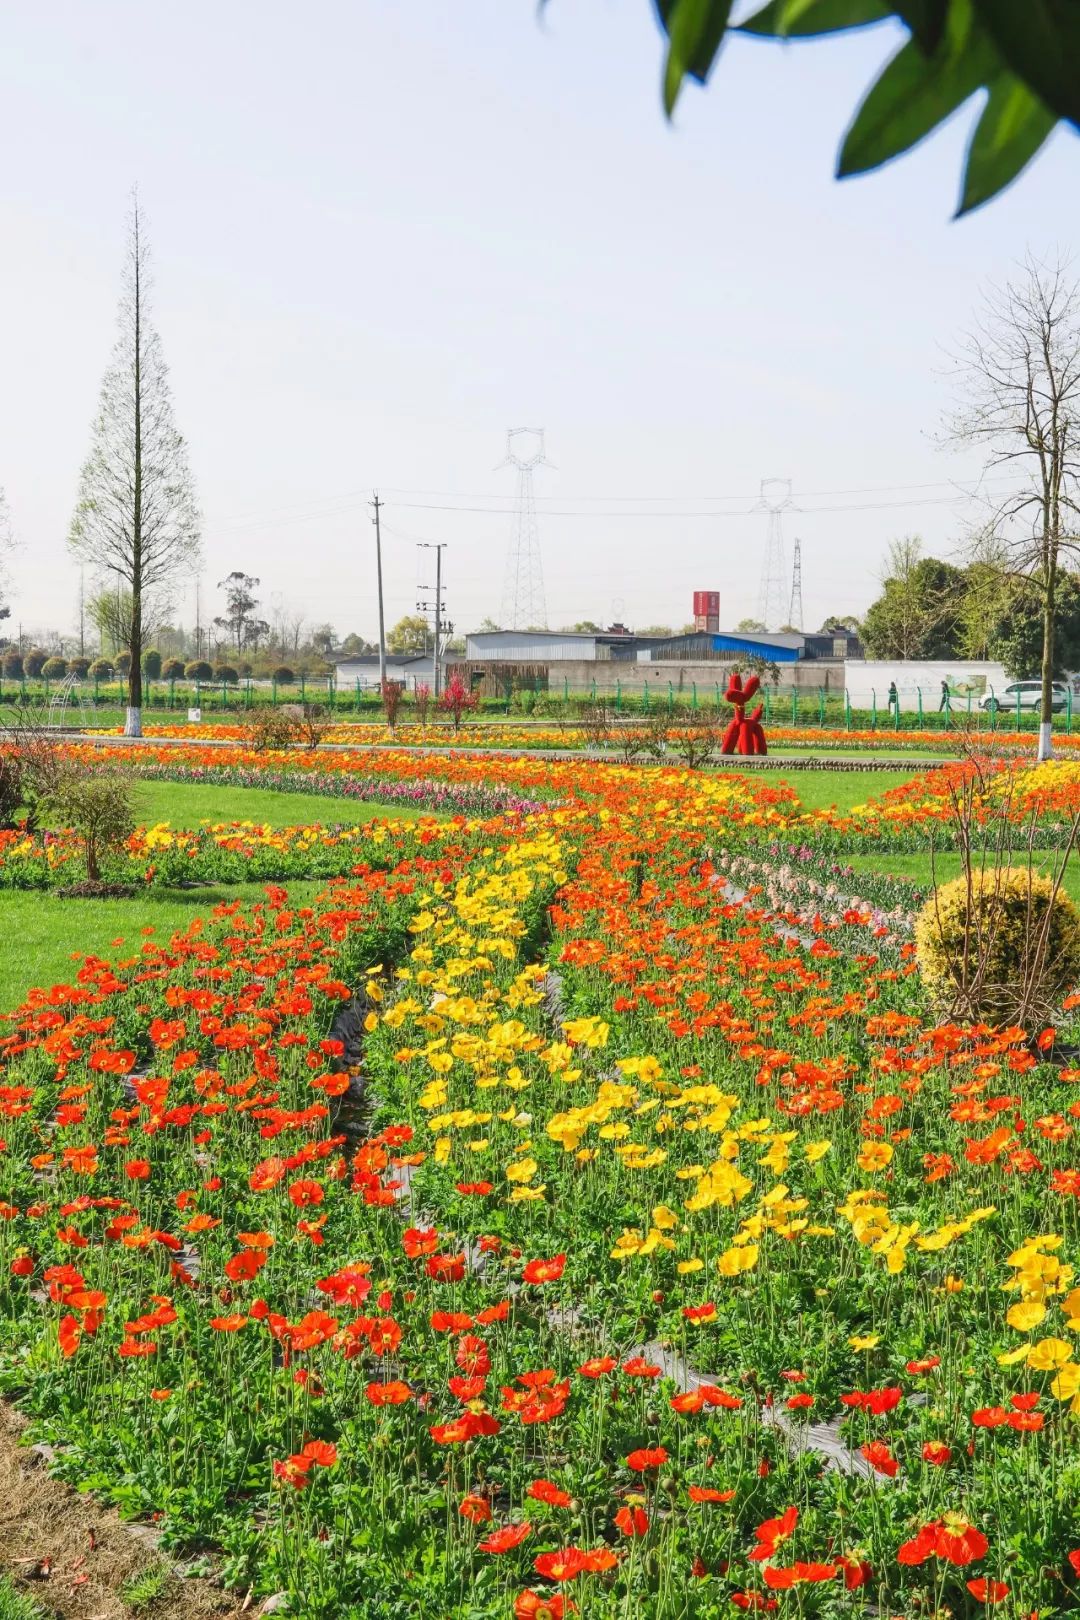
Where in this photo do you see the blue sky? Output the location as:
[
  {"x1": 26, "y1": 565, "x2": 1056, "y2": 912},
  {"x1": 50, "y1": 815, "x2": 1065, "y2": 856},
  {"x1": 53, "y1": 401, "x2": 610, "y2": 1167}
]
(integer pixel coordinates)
[{"x1": 0, "y1": 1, "x2": 1075, "y2": 643}]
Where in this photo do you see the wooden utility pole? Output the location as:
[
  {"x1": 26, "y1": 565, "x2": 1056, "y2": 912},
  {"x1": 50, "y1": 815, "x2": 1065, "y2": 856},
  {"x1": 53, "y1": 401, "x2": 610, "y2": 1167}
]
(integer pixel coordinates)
[
  {"x1": 372, "y1": 493, "x2": 387, "y2": 689},
  {"x1": 417, "y1": 542, "x2": 447, "y2": 697}
]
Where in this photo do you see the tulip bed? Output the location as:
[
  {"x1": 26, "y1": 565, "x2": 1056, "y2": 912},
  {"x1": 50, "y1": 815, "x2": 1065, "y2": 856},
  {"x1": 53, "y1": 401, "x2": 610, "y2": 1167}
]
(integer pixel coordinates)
[
  {"x1": 96, "y1": 719, "x2": 1080, "y2": 757},
  {"x1": 2, "y1": 753, "x2": 1080, "y2": 1616}
]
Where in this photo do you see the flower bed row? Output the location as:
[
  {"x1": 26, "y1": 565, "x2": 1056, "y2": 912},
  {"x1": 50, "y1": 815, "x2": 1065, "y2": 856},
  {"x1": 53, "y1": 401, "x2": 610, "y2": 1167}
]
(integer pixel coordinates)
[{"x1": 1, "y1": 754, "x2": 1080, "y2": 1613}]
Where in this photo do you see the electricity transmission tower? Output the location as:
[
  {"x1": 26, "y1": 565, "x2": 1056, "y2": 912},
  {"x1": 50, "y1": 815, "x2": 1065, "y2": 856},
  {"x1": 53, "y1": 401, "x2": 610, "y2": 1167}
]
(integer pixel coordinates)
[
  {"x1": 498, "y1": 428, "x2": 548, "y2": 630},
  {"x1": 755, "y1": 478, "x2": 793, "y2": 629},
  {"x1": 789, "y1": 536, "x2": 804, "y2": 631}
]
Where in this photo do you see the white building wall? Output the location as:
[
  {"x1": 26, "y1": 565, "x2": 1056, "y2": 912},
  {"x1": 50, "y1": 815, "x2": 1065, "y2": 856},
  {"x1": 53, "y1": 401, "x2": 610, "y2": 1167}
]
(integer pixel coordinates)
[{"x1": 464, "y1": 633, "x2": 597, "y2": 662}]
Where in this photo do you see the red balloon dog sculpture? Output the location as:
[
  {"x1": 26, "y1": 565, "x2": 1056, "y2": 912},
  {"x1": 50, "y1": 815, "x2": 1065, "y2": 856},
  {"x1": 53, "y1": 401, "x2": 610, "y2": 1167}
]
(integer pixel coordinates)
[{"x1": 721, "y1": 670, "x2": 767, "y2": 756}]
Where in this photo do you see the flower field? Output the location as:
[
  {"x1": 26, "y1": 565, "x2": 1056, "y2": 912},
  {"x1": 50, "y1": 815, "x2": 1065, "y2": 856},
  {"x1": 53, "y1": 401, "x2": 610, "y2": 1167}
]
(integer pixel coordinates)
[
  {"x1": 93, "y1": 719, "x2": 1080, "y2": 756},
  {"x1": 3, "y1": 751, "x2": 1080, "y2": 1615}
]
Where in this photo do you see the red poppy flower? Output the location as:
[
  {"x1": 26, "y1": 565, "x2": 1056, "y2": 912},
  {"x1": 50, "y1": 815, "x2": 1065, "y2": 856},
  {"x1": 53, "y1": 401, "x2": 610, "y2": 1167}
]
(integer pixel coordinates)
[
  {"x1": 837, "y1": 1557, "x2": 872, "y2": 1590},
  {"x1": 860, "y1": 1440, "x2": 898, "y2": 1478},
  {"x1": 10, "y1": 1255, "x2": 33, "y2": 1278},
  {"x1": 513, "y1": 1592, "x2": 573, "y2": 1620},
  {"x1": 671, "y1": 1390, "x2": 707, "y2": 1413},
  {"x1": 522, "y1": 1254, "x2": 566, "y2": 1285},
  {"x1": 58, "y1": 1313, "x2": 81, "y2": 1358},
  {"x1": 840, "y1": 1385, "x2": 901, "y2": 1415},
  {"x1": 300, "y1": 1439, "x2": 336, "y2": 1467},
  {"x1": 209, "y1": 1313, "x2": 248, "y2": 1332},
  {"x1": 578, "y1": 1547, "x2": 618, "y2": 1573},
  {"x1": 124, "y1": 1159, "x2": 151, "y2": 1181},
  {"x1": 458, "y1": 1494, "x2": 491, "y2": 1524},
  {"x1": 688, "y1": 1485, "x2": 736, "y2": 1503},
  {"x1": 731, "y1": 1594, "x2": 778, "y2": 1612},
  {"x1": 763, "y1": 1563, "x2": 838, "y2": 1589},
  {"x1": 614, "y1": 1505, "x2": 648, "y2": 1538},
  {"x1": 479, "y1": 1522, "x2": 532, "y2": 1554},
  {"x1": 426, "y1": 1253, "x2": 466, "y2": 1282},
  {"x1": 366, "y1": 1380, "x2": 412, "y2": 1405},
  {"x1": 972, "y1": 1406, "x2": 1008, "y2": 1428},
  {"x1": 528, "y1": 1478, "x2": 573, "y2": 1508},
  {"x1": 749, "y1": 1506, "x2": 798, "y2": 1563},
  {"x1": 273, "y1": 1454, "x2": 313, "y2": 1489},
  {"x1": 936, "y1": 1520, "x2": 989, "y2": 1565},
  {"x1": 967, "y1": 1578, "x2": 1010, "y2": 1603},
  {"x1": 921, "y1": 1441, "x2": 952, "y2": 1466},
  {"x1": 621, "y1": 1356, "x2": 661, "y2": 1379},
  {"x1": 625, "y1": 1446, "x2": 667, "y2": 1473},
  {"x1": 682, "y1": 1301, "x2": 717, "y2": 1322},
  {"x1": 906, "y1": 1355, "x2": 941, "y2": 1374},
  {"x1": 899, "y1": 1518, "x2": 989, "y2": 1567},
  {"x1": 455, "y1": 1335, "x2": 491, "y2": 1375},
  {"x1": 785, "y1": 1393, "x2": 815, "y2": 1410},
  {"x1": 534, "y1": 1549, "x2": 586, "y2": 1583},
  {"x1": 449, "y1": 1375, "x2": 486, "y2": 1401},
  {"x1": 577, "y1": 1356, "x2": 616, "y2": 1378},
  {"x1": 403, "y1": 1225, "x2": 439, "y2": 1258}
]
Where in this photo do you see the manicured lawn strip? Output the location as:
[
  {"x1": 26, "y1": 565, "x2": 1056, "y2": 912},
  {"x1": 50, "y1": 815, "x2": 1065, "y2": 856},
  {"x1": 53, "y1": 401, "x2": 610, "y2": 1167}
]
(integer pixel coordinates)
[
  {"x1": 0, "y1": 880, "x2": 325, "y2": 1012},
  {"x1": 764, "y1": 769, "x2": 909, "y2": 816},
  {"x1": 123, "y1": 780, "x2": 435, "y2": 830},
  {"x1": 843, "y1": 847, "x2": 1080, "y2": 905}
]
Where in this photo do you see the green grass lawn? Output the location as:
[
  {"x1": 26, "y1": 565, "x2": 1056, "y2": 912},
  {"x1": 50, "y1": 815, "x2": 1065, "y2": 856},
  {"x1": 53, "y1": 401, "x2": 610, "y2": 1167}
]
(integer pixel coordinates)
[
  {"x1": 0, "y1": 781, "x2": 435, "y2": 1012},
  {"x1": 123, "y1": 779, "x2": 432, "y2": 829},
  {"x1": 841, "y1": 848, "x2": 1080, "y2": 904},
  {"x1": 760, "y1": 770, "x2": 908, "y2": 816},
  {"x1": 0, "y1": 880, "x2": 327, "y2": 1013}
]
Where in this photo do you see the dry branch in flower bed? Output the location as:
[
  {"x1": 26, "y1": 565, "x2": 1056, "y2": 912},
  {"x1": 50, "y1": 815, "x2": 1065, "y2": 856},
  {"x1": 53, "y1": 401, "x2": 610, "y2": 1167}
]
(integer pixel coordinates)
[{"x1": 5, "y1": 755, "x2": 1080, "y2": 1614}]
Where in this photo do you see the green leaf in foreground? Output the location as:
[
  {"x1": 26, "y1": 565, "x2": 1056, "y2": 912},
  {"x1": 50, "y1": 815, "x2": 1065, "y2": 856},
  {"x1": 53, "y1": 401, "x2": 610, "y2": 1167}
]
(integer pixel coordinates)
[
  {"x1": 739, "y1": 0, "x2": 891, "y2": 37},
  {"x1": 838, "y1": 31, "x2": 997, "y2": 176},
  {"x1": 957, "y1": 72, "x2": 1057, "y2": 215}
]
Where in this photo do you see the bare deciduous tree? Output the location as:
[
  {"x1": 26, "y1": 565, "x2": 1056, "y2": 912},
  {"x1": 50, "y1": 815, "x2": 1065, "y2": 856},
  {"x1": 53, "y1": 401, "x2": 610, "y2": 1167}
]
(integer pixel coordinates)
[
  {"x1": 68, "y1": 194, "x2": 201, "y2": 737},
  {"x1": 949, "y1": 256, "x2": 1080, "y2": 761}
]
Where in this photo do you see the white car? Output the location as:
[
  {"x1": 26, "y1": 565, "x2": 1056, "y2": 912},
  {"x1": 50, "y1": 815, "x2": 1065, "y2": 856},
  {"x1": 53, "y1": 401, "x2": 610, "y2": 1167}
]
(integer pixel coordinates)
[{"x1": 979, "y1": 679, "x2": 1069, "y2": 714}]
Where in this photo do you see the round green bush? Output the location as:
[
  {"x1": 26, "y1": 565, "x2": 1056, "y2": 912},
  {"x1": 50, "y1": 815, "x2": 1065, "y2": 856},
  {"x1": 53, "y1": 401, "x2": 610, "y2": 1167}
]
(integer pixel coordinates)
[
  {"x1": 184, "y1": 661, "x2": 213, "y2": 681},
  {"x1": 215, "y1": 664, "x2": 239, "y2": 685},
  {"x1": 68, "y1": 657, "x2": 91, "y2": 678},
  {"x1": 41, "y1": 657, "x2": 68, "y2": 680},
  {"x1": 161, "y1": 658, "x2": 185, "y2": 680},
  {"x1": 272, "y1": 666, "x2": 295, "y2": 685},
  {"x1": 88, "y1": 658, "x2": 114, "y2": 678},
  {"x1": 2, "y1": 652, "x2": 24, "y2": 680},
  {"x1": 23, "y1": 648, "x2": 48, "y2": 678},
  {"x1": 141, "y1": 649, "x2": 162, "y2": 679},
  {"x1": 915, "y1": 867, "x2": 1080, "y2": 1025}
]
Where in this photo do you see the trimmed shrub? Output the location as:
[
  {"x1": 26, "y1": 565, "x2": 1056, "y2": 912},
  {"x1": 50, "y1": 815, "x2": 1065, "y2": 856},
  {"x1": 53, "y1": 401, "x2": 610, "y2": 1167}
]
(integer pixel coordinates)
[
  {"x1": 115, "y1": 651, "x2": 131, "y2": 675},
  {"x1": 68, "y1": 657, "x2": 91, "y2": 678},
  {"x1": 161, "y1": 658, "x2": 185, "y2": 680},
  {"x1": 215, "y1": 664, "x2": 239, "y2": 685},
  {"x1": 246, "y1": 707, "x2": 297, "y2": 751},
  {"x1": 272, "y1": 666, "x2": 295, "y2": 685},
  {"x1": 915, "y1": 868, "x2": 1080, "y2": 1025},
  {"x1": 141, "y1": 649, "x2": 162, "y2": 679},
  {"x1": 88, "y1": 658, "x2": 115, "y2": 678},
  {"x1": 41, "y1": 657, "x2": 68, "y2": 680},
  {"x1": 23, "y1": 648, "x2": 48, "y2": 678},
  {"x1": 184, "y1": 661, "x2": 213, "y2": 681},
  {"x1": 45, "y1": 769, "x2": 135, "y2": 882},
  {"x1": 2, "y1": 651, "x2": 23, "y2": 680}
]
